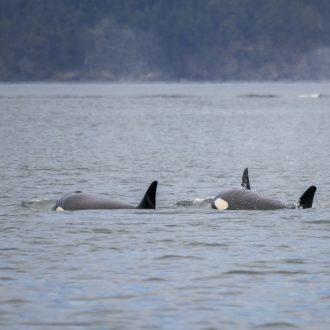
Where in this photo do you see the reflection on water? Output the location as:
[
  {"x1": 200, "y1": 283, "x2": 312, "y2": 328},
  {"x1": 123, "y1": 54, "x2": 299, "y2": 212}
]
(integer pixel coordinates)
[{"x1": 1, "y1": 82, "x2": 330, "y2": 330}]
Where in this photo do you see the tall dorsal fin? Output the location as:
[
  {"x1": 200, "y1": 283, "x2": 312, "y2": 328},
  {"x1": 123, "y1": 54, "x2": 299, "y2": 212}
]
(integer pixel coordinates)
[
  {"x1": 137, "y1": 181, "x2": 158, "y2": 209},
  {"x1": 297, "y1": 186, "x2": 317, "y2": 209},
  {"x1": 241, "y1": 168, "x2": 251, "y2": 190}
]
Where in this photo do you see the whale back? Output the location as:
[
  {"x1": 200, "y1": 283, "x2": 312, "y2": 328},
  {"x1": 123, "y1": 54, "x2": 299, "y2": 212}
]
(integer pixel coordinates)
[
  {"x1": 212, "y1": 168, "x2": 317, "y2": 210},
  {"x1": 212, "y1": 184, "x2": 317, "y2": 211},
  {"x1": 212, "y1": 189, "x2": 289, "y2": 210},
  {"x1": 53, "y1": 181, "x2": 158, "y2": 211},
  {"x1": 57, "y1": 192, "x2": 135, "y2": 210}
]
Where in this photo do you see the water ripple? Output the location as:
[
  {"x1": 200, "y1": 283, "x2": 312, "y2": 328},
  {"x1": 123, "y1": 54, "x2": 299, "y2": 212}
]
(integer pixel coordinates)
[
  {"x1": 255, "y1": 322, "x2": 298, "y2": 329},
  {"x1": 155, "y1": 254, "x2": 204, "y2": 261}
]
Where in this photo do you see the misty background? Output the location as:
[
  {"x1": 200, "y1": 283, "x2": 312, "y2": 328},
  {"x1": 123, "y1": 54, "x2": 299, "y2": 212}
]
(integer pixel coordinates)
[{"x1": 1, "y1": 0, "x2": 330, "y2": 81}]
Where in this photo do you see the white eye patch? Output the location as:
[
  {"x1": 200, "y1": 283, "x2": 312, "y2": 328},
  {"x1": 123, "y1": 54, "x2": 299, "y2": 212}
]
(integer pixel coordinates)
[
  {"x1": 214, "y1": 198, "x2": 228, "y2": 210},
  {"x1": 56, "y1": 206, "x2": 65, "y2": 211}
]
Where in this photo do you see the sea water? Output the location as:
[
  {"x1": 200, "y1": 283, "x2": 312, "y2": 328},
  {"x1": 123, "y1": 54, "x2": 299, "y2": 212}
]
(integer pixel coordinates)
[{"x1": 1, "y1": 82, "x2": 330, "y2": 329}]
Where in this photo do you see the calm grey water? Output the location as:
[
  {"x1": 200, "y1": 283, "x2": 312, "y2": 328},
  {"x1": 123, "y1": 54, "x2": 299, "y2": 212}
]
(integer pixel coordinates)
[{"x1": 1, "y1": 82, "x2": 330, "y2": 330}]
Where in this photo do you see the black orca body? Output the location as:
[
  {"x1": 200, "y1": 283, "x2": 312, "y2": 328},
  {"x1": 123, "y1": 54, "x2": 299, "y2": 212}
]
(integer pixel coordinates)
[
  {"x1": 52, "y1": 181, "x2": 158, "y2": 211},
  {"x1": 212, "y1": 169, "x2": 316, "y2": 211}
]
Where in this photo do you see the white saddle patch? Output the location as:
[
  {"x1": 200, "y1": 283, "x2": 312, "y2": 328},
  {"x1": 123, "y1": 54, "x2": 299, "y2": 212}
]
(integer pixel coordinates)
[{"x1": 214, "y1": 198, "x2": 229, "y2": 210}]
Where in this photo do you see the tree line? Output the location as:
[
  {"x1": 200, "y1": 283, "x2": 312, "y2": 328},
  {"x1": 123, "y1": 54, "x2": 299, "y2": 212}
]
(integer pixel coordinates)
[{"x1": 1, "y1": 0, "x2": 330, "y2": 81}]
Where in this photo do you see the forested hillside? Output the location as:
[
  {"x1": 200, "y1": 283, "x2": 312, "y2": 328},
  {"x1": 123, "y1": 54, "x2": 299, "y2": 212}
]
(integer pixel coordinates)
[{"x1": 1, "y1": 0, "x2": 330, "y2": 81}]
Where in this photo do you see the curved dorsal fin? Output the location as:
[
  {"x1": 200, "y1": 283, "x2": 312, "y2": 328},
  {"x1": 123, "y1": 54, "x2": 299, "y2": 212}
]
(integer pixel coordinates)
[
  {"x1": 298, "y1": 185, "x2": 317, "y2": 209},
  {"x1": 137, "y1": 181, "x2": 158, "y2": 209},
  {"x1": 241, "y1": 168, "x2": 251, "y2": 190}
]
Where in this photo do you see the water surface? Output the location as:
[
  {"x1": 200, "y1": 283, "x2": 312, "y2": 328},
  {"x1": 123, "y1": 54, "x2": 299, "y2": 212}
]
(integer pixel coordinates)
[{"x1": 1, "y1": 82, "x2": 330, "y2": 329}]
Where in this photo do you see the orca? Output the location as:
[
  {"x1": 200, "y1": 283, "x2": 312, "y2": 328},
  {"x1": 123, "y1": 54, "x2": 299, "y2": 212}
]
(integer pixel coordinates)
[
  {"x1": 211, "y1": 169, "x2": 316, "y2": 210},
  {"x1": 52, "y1": 181, "x2": 158, "y2": 211}
]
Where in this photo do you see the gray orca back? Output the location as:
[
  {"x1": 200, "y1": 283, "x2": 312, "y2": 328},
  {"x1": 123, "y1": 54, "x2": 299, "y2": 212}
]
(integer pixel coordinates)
[
  {"x1": 56, "y1": 192, "x2": 136, "y2": 210},
  {"x1": 212, "y1": 168, "x2": 317, "y2": 210},
  {"x1": 212, "y1": 189, "x2": 290, "y2": 210},
  {"x1": 53, "y1": 181, "x2": 158, "y2": 211}
]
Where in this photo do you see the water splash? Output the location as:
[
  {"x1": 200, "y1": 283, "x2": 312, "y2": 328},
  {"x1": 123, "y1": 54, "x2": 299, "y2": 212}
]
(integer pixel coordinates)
[{"x1": 175, "y1": 197, "x2": 213, "y2": 208}]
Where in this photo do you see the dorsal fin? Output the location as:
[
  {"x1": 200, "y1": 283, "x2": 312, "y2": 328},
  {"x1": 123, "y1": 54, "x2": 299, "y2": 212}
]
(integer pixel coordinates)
[
  {"x1": 137, "y1": 181, "x2": 158, "y2": 209},
  {"x1": 241, "y1": 168, "x2": 251, "y2": 190},
  {"x1": 298, "y1": 186, "x2": 317, "y2": 209}
]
